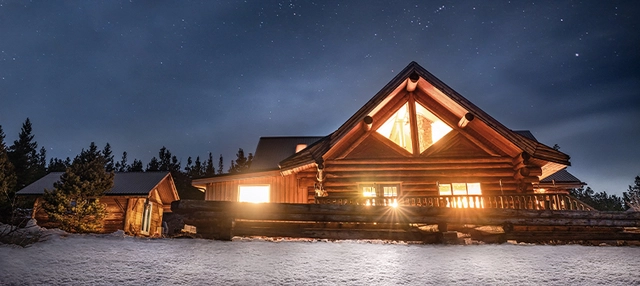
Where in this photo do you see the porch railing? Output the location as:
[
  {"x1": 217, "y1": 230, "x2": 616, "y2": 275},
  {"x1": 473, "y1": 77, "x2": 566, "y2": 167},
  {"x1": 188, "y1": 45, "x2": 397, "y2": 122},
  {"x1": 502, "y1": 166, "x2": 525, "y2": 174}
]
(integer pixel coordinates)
[{"x1": 315, "y1": 194, "x2": 594, "y2": 211}]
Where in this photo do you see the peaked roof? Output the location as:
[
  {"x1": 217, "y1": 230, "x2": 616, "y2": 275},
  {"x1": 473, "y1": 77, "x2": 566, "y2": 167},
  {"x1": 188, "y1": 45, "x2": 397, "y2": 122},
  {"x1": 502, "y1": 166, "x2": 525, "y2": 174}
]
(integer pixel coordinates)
[
  {"x1": 540, "y1": 169, "x2": 584, "y2": 183},
  {"x1": 250, "y1": 136, "x2": 324, "y2": 171},
  {"x1": 17, "y1": 172, "x2": 179, "y2": 203},
  {"x1": 279, "y1": 61, "x2": 571, "y2": 172}
]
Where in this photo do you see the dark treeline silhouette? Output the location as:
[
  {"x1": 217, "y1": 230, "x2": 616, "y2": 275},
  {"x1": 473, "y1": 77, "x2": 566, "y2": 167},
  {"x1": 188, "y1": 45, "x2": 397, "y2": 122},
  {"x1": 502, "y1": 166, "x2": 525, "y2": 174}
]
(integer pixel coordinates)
[{"x1": 0, "y1": 118, "x2": 254, "y2": 222}]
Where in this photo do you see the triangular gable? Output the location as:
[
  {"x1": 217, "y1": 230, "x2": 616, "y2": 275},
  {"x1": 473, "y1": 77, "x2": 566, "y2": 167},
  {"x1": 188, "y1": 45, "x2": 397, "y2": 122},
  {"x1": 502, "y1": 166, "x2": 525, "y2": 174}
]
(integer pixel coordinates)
[
  {"x1": 280, "y1": 61, "x2": 571, "y2": 175},
  {"x1": 344, "y1": 133, "x2": 408, "y2": 159},
  {"x1": 423, "y1": 132, "x2": 493, "y2": 158}
]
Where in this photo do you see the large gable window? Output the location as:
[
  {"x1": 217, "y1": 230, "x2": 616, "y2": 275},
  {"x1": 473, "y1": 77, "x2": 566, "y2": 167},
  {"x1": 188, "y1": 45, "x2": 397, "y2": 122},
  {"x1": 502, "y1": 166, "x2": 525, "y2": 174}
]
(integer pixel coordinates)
[{"x1": 376, "y1": 101, "x2": 451, "y2": 155}]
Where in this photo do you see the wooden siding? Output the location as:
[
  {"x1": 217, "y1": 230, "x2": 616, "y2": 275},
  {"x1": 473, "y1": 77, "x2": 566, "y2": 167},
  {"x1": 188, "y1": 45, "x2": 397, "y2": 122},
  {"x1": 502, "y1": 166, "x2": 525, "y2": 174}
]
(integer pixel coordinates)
[
  {"x1": 205, "y1": 173, "x2": 305, "y2": 203},
  {"x1": 31, "y1": 195, "x2": 164, "y2": 236}
]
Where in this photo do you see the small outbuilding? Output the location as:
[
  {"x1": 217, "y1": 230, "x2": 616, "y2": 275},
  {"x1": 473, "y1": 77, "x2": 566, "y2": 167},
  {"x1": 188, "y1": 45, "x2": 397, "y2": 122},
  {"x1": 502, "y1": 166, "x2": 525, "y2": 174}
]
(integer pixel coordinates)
[{"x1": 16, "y1": 172, "x2": 179, "y2": 236}]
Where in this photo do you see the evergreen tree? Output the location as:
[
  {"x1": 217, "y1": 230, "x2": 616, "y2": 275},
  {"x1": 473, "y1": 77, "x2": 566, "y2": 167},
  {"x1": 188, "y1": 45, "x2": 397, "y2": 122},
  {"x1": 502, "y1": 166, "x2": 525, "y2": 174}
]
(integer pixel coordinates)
[
  {"x1": 115, "y1": 151, "x2": 130, "y2": 172},
  {"x1": 146, "y1": 157, "x2": 160, "y2": 172},
  {"x1": 623, "y1": 176, "x2": 640, "y2": 211},
  {"x1": 130, "y1": 159, "x2": 144, "y2": 172},
  {"x1": 8, "y1": 118, "x2": 44, "y2": 190},
  {"x1": 184, "y1": 156, "x2": 193, "y2": 175},
  {"x1": 228, "y1": 148, "x2": 253, "y2": 174},
  {"x1": 189, "y1": 156, "x2": 203, "y2": 178},
  {"x1": 205, "y1": 152, "x2": 215, "y2": 176},
  {"x1": 570, "y1": 187, "x2": 625, "y2": 211},
  {"x1": 0, "y1": 126, "x2": 18, "y2": 222},
  {"x1": 102, "y1": 143, "x2": 115, "y2": 172},
  {"x1": 42, "y1": 142, "x2": 114, "y2": 233},
  {"x1": 217, "y1": 154, "x2": 224, "y2": 175},
  {"x1": 48, "y1": 157, "x2": 71, "y2": 172}
]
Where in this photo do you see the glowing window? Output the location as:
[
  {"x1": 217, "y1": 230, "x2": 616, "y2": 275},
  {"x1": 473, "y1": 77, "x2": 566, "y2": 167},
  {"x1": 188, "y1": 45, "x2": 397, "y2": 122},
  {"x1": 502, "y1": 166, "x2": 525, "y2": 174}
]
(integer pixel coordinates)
[
  {"x1": 382, "y1": 186, "x2": 398, "y2": 197},
  {"x1": 439, "y1": 183, "x2": 482, "y2": 196},
  {"x1": 238, "y1": 185, "x2": 270, "y2": 203},
  {"x1": 439, "y1": 184, "x2": 452, "y2": 196},
  {"x1": 362, "y1": 185, "x2": 377, "y2": 197},
  {"x1": 376, "y1": 102, "x2": 452, "y2": 154},
  {"x1": 377, "y1": 103, "x2": 412, "y2": 153},
  {"x1": 415, "y1": 103, "x2": 452, "y2": 153}
]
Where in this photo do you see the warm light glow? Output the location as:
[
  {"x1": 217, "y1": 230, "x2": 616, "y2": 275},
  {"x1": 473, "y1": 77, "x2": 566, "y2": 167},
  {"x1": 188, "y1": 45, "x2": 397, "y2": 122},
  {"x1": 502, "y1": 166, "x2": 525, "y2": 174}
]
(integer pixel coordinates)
[
  {"x1": 415, "y1": 102, "x2": 452, "y2": 153},
  {"x1": 383, "y1": 186, "x2": 398, "y2": 197},
  {"x1": 362, "y1": 186, "x2": 376, "y2": 197},
  {"x1": 238, "y1": 185, "x2": 270, "y2": 203},
  {"x1": 295, "y1": 144, "x2": 307, "y2": 153},
  {"x1": 439, "y1": 184, "x2": 452, "y2": 196},
  {"x1": 438, "y1": 182, "x2": 484, "y2": 208},
  {"x1": 377, "y1": 103, "x2": 412, "y2": 153},
  {"x1": 390, "y1": 199, "x2": 398, "y2": 208},
  {"x1": 452, "y1": 183, "x2": 467, "y2": 195},
  {"x1": 467, "y1": 183, "x2": 482, "y2": 195}
]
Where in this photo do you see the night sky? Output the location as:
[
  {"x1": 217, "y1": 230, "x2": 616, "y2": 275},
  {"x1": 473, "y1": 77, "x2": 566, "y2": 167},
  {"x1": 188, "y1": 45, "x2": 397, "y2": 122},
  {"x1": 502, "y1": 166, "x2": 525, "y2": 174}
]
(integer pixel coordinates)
[{"x1": 0, "y1": 1, "x2": 638, "y2": 195}]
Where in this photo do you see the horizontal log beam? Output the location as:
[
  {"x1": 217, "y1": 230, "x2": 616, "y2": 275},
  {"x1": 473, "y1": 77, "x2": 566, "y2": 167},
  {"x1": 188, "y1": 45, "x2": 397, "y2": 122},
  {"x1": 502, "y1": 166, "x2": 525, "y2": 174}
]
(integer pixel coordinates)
[
  {"x1": 325, "y1": 157, "x2": 514, "y2": 165},
  {"x1": 172, "y1": 200, "x2": 639, "y2": 227}
]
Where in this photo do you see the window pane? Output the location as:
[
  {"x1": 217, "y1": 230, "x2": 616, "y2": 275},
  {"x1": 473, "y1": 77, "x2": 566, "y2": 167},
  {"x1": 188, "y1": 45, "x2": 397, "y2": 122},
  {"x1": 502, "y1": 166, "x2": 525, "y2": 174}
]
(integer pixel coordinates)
[
  {"x1": 415, "y1": 103, "x2": 452, "y2": 153},
  {"x1": 239, "y1": 185, "x2": 270, "y2": 203},
  {"x1": 439, "y1": 184, "x2": 452, "y2": 196},
  {"x1": 362, "y1": 186, "x2": 376, "y2": 197},
  {"x1": 383, "y1": 186, "x2": 397, "y2": 197},
  {"x1": 467, "y1": 183, "x2": 482, "y2": 195},
  {"x1": 452, "y1": 183, "x2": 467, "y2": 195},
  {"x1": 376, "y1": 103, "x2": 412, "y2": 153}
]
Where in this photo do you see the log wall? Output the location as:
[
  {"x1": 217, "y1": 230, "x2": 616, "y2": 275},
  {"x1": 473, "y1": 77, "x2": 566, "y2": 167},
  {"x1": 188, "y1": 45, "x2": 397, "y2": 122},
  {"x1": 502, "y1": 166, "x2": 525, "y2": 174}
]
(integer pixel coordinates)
[{"x1": 172, "y1": 200, "x2": 640, "y2": 244}]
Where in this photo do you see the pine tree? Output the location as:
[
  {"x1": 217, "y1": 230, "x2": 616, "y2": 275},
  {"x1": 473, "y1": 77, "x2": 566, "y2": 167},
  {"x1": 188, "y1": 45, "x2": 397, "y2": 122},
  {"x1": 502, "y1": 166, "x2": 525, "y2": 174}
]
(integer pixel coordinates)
[
  {"x1": 130, "y1": 159, "x2": 144, "y2": 172},
  {"x1": 228, "y1": 148, "x2": 253, "y2": 174},
  {"x1": 115, "y1": 152, "x2": 130, "y2": 172},
  {"x1": 0, "y1": 126, "x2": 18, "y2": 222},
  {"x1": 102, "y1": 143, "x2": 115, "y2": 172},
  {"x1": 205, "y1": 152, "x2": 215, "y2": 176},
  {"x1": 146, "y1": 157, "x2": 160, "y2": 172},
  {"x1": 8, "y1": 118, "x2": 43, "y2": 190},
  {"x1": 42, "y1": 142, "x2": 114, "y2": 233},
  {"x1": 47, "y1": 157, "x2": 71, "y2": 172},
  {"x1": 623, "y1": 176, "x2": 640, "y2": 211},
  {"x1": 217, "y1": 154, "x2": 224, "y2": 175},
  {"x1": 190, "y1": 156, "x2": 203, "y2": 178}
]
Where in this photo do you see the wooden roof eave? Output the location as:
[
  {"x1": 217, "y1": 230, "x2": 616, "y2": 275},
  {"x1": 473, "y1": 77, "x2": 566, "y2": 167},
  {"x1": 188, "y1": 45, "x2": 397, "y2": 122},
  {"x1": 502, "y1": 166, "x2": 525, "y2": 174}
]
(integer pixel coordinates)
[
  {"x1": 278, "y1": 61, "x2": 573, "y2": 171},
  {"x1": 191, "y1": 169, "x2": 283, "y2": 188}
]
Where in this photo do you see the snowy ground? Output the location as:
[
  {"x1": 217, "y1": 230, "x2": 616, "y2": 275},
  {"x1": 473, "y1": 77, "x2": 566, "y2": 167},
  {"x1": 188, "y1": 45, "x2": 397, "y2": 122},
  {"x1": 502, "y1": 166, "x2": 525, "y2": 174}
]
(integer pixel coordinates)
[{"x1": 1, "y1": 227, "x2": 640, "y2": 285}]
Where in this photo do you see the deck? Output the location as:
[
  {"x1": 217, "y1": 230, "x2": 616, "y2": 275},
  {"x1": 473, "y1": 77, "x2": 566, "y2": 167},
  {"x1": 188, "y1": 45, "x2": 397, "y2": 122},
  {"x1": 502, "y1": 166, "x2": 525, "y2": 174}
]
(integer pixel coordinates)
[{"x1": 171, "y1": 195, "x2": 640, "y2": 245}]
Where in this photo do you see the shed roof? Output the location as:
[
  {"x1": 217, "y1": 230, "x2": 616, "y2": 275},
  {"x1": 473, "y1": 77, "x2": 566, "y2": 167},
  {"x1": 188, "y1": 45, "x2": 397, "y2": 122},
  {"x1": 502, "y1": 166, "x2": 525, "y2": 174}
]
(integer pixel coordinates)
[
  {"x1": 17, "y1": 171, "x2": 176, "y2": 198},
  {"x1": 250, "y1": 136, "x2": 324, "y2": 171}
]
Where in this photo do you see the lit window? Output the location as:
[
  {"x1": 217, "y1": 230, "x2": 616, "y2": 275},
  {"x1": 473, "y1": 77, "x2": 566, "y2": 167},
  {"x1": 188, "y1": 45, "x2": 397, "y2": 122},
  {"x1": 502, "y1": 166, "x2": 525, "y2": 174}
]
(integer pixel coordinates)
[
  {"x1": 439, "y1": 184, "x2": 452, "y2": 196},
  {"x1": 376, "y1": 101, "x2": 452, "y2": 154},
  {"x1": 438, "y1": 183, "x2": 483, "y2": 208},
  {"x1": 360, "y1": 183, "x2": 400, "y2": 197},
  {"x1": 362, "y1": 185, "x2": 376, "y2": 197},
  {"x1": 415, "y1": 102, "x2": 452, "y2": 153},
  {"x1": 439, "y1": 183, "x2": 482, "y2": 196},
  {"x1": 382, "y1": 186, "x2": 398, "y2": 197},
  {"x1": 141, "y1": 200, "x2": 152, "y2": 235},
  {"x1": 377, "y1": 103, "x2": 412, "y2": 153},
  {"x1": 238, "y1": 185, "x2": 270, "y2": 203}
]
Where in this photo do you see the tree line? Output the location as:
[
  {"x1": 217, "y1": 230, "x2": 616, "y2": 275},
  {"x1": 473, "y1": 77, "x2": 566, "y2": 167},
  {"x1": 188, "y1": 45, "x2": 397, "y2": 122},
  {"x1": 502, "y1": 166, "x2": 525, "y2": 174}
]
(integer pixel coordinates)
[{"x1": 0, "y1": 118, "x2": 254, "y2": 224}]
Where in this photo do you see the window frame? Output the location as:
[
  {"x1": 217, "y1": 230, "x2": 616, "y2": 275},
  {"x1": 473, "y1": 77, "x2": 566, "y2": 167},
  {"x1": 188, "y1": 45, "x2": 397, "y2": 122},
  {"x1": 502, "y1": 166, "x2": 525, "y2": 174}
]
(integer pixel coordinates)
[
  {"x1": 438, "y1": 182, "x2": 482, "y2": 196},
  {"x1": 358, "y1": 182, "x2": 402, "y2": 198},
  {"x1": 238, "y1": 184, "x2": 271, "y2": 203}
]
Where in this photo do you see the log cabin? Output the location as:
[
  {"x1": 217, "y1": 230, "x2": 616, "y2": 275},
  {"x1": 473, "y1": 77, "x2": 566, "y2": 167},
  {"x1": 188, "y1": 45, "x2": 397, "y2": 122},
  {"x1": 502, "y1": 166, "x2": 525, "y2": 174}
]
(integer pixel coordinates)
[
  {"x1": 16, "y1": 172, "x2": 180, "y2": 236},
  {"x1": 192, "y1": 61, "x2": 587, "y2": 211}
]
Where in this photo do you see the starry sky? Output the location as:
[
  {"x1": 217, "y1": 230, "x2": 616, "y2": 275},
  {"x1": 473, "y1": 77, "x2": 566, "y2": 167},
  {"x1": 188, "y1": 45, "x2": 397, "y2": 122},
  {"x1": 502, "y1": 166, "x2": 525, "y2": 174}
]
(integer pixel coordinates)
[{"x1": 0, "y1": 1, "x2": 638, "y2": 195}]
